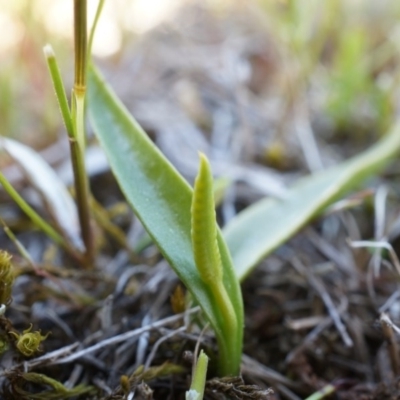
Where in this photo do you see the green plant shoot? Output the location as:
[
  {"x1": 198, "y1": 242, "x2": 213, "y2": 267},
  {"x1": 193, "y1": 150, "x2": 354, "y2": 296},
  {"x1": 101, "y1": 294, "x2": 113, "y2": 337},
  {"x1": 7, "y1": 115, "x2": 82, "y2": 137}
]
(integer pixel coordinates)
[
  {"x1": 191, "y1": 153, "x2": 239, "y2": 360},
  {"x1": 186, "y1": 350, "x2": 208, "y2": 400},
  {"x1": 192, "y1": 154, "x2": 223, "y2": 284}
]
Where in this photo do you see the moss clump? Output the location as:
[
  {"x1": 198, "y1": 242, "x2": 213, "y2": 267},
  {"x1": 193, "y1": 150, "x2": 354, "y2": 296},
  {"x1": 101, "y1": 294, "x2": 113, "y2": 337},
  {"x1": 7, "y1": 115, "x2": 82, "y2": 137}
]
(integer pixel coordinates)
[
  {"x1": 9, "y1": 324, "x2": 50, "y2": 357},
  {"x1": 0, "y1": 250, "x2": 15, "y2": 306}
]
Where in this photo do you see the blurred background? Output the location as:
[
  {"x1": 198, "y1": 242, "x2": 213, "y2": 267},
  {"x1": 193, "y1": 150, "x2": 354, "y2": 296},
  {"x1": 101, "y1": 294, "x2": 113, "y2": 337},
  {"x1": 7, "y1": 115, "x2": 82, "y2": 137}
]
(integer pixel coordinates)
[
  {"x1": 0, "y1": 0, "x2": 188, "y2": 145},
  {"x1": 2, "y1": 0, "x2": 400, "y2": 176}
]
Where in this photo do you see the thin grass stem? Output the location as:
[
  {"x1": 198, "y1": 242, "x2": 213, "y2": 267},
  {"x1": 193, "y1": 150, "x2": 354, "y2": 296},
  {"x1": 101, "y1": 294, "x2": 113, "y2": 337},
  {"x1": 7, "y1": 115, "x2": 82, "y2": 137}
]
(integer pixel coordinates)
[
  {"x1": 68, "y1": 125, "x2": 93, "y2": 263},
  {"x1": 72, "y1": 0, "x2": 94, "y2": 263},
  {"x1": 0, "y1": 172, "x2": 63, "y2": 245},
  {"x1": 74, "y1": 0, "x2": 87, "y2": 95}
]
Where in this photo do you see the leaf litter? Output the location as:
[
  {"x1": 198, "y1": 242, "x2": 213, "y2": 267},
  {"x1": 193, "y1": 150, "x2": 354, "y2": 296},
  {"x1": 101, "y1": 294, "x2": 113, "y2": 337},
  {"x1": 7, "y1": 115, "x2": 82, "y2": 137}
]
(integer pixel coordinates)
[{"x1": 1, "y1": 2, "x2": 400, "y2": 399}]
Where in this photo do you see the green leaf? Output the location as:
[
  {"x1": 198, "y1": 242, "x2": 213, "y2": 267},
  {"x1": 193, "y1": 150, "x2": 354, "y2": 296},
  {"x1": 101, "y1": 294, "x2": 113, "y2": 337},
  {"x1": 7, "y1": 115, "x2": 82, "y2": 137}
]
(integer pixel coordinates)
[
  {"x1": 224, "y1": 121, "x2": 400, "y2": 281},
  {"x1": 87, "y1": 64, "x2": 243, "y2": 376},
  {"x1": 43, "y1": 45, "x2": 73, "y2": 139}
]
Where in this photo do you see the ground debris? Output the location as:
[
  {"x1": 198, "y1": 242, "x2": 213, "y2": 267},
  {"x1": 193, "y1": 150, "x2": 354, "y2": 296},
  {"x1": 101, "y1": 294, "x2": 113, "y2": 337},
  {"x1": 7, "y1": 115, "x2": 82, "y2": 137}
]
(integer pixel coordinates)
[
  {"x1": 370, "y1": 378, "x2": 400, "y2": 400},
  {"x1": 206, "y1": 376, "x2": 273, "y2": 399},
  {"x1": 100, "y1": 363, "x2": 184, "y2": 400}
]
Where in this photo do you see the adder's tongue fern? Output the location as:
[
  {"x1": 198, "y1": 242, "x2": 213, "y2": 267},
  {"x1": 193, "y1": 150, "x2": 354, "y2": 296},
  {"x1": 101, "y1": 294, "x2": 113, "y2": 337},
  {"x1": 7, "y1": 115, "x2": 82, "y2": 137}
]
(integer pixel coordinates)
[
  {"x1": 88, "y1": 56, "x2": 243, "y2": 376},
  {"x1": 191, "y1": 153, "x2": 238, "y2": 366},
  {"x1": 191, "y1": 153, "x2": 223, "y2": 285}
]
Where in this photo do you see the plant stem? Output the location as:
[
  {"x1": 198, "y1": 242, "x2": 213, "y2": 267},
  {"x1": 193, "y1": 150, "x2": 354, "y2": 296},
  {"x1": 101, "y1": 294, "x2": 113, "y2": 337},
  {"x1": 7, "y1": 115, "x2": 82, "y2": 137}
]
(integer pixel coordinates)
[
  {"x1": 69, "y1": 122, "x2": 93, "y2": 263},
  {"x1": 72, "y1": 0, "x2": 93, "y2": 263},
  {"x1": 74, "y1": 0, "x2": 87, "y2": 97},
  {"x1": 211, "y1": 281, "x2": 240, "y2": 376}
]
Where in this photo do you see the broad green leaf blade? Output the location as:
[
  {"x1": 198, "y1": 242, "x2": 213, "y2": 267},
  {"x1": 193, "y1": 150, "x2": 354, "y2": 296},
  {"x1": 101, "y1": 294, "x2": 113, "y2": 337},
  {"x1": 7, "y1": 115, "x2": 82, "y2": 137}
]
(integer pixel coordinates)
[
  {"x1": 87, "y1": 65, "x2": 243, "y2": 375},
  {"x1": 224, "y1": 121, "x2": 400, "y2": 281}
]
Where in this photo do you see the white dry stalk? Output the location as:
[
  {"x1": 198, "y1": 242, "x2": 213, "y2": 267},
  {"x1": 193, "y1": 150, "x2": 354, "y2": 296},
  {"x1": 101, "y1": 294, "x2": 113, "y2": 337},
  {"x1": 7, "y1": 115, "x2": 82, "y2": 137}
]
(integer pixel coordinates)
[
  {"x1": 380, "y1": 312, "x2": 400, "y2": 336},
  {"x1": 186, "y1": 389, "x2": 201, "y2": 400},
  {"x1": 349, "y1": 239, "x2": 400, "y2": 277}
]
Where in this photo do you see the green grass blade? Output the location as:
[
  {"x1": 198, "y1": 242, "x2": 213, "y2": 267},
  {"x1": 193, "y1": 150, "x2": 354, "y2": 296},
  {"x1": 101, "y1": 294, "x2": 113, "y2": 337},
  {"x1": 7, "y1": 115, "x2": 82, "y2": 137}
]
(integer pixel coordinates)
[
  {"x1": 224, "y1": 121, "x2": 400, "y2": 281},
  {"x1": 43, "y1": 45, "x2": 74, "y2": 138},
  {"x1": 87, "y1": 64, "x2": 243, "y2": 376},
  {"x1": 88, "y1": 0, "x2": 106, "y2": 57},
  {"x1": 0, "y1": 171, "x2": 64, "y2": 246}
]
